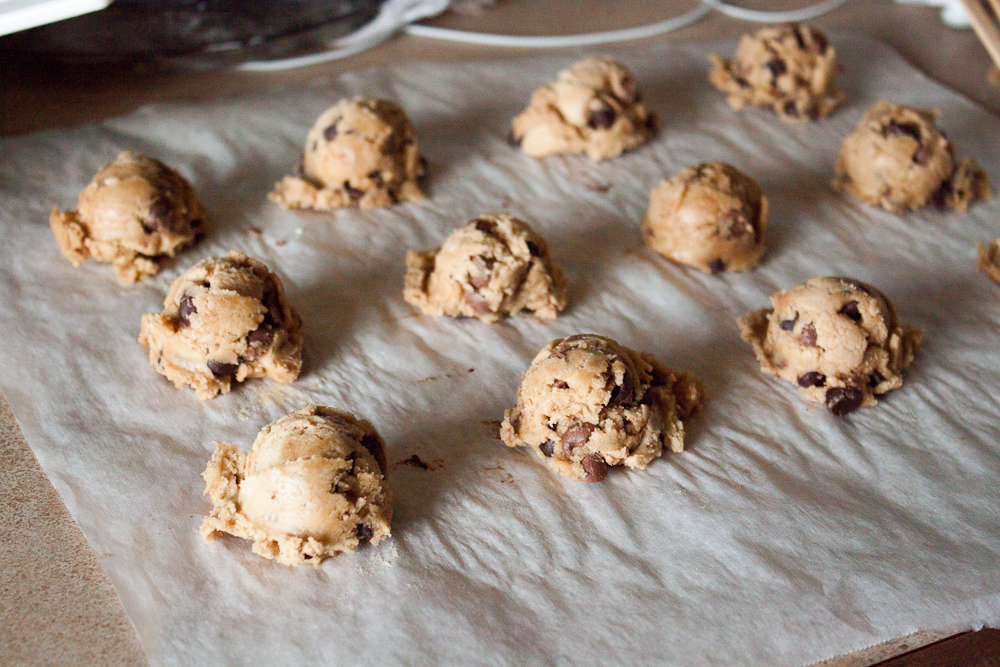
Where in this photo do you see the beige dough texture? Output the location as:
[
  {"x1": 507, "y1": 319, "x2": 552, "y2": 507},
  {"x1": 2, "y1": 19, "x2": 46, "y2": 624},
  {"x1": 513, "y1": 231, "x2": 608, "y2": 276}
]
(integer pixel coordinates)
[
  {"x1": 511, "y1": 56, "x2": 657, "y2": 162},
  {"x1": 49, "y1": 151, "x2": 206, "y2": 285},
  {"x1": 832, "y1": 101, "x2": 991, "y2": 212},
  {"x1": 200, "y1": 405, "x2": 392, "y2": 566},
  {"x1": 738, "y1": 277, "x2": 922, "y2": 416},
  {"x1": 404, "y1": 213, "x2": 568, "y2": 323},
  {"x1": 977, "y1": 239, "x2": 1000, "y2": 283},
  {"x1": 709, "y1": 23, "x2": 842, "y2": 122},
  {"x1": 500, "y1": 334, "x2": 705, "y2": 482},
  {"x1": 641, "y1": 162, "x2": 769, "y2": 273},
  {"x1": 270, "y1": 97, "x2": 427, "y2": 211},
  {"x1": 138, "y1": 251, "x2": 303, "y2": 400}
]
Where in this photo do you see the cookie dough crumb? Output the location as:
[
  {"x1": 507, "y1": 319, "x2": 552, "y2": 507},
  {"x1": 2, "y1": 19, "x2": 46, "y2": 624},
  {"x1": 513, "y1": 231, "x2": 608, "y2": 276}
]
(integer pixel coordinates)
[
  {"x1": 738, "y1": 277, "x2": 922, "y2": 416},
  {"x1": 139, "y1": 251, "x2": 303, "y2": 400},
  {"x1": 49, "y1": 151, "x2": 206, "y2": 284},
  {"x1": 269, "y1": 97, "x2": 426, "y2": 211},
  {"x1": 832, "y1": 101, "x2": 991, "y2": 212},
  {"x1": 501, "y1": 334, "x2": 705, "y2": 482},
  {"x1": 200, "y1": 405, "x2": 392, "y2": 566},
  {"x1": 404, "y1": 213, "x2": 568, "y2": 323},
  {"x1": 709, "y1": 23, "x2": 842, "y2": 122},
  {"x1": 511, "y1": 57, "x2": 657, "y2": 162},
  {"x1": 641, "y1": 162, "x2": 768, "y2": 273},
  {"x1": 977, "y1": 239, "x2": 1000, "y2": 283}
]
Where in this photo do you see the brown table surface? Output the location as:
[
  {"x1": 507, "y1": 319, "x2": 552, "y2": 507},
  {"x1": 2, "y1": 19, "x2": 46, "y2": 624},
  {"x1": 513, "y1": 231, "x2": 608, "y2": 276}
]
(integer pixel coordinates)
[{"x1": 1, "y1": 1, "x2": 998, "y2": 665}]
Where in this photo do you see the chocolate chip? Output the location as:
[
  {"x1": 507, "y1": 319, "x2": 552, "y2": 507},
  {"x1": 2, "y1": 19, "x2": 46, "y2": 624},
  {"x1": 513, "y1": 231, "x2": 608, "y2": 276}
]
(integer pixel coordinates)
[
  {"x1": 783, "y1": 100, "x2": 799, "y2": 117},
  {"x1": 710, "y1": 258, "x2": 727, "y2": 274},
  {"x1": 868, "y1": 371, "x2": 885, "y2": 387},
  {"x1": 607, "y1": 367, "x2": 635, "y2": 408},
  {"x1": 587, "y1": 107, "x2": 617, "y2": 130},
  {"x1": 765, "y1": 59, "x2": 787, "y2": 77},
  {"x1": 792, "y1": 24, "x2": 806, "y2": 49},
  {"x1": 344, "y1": 182, "x2": 365, "y2": 200},
  {"x1": 356, "y1": 523, "x2": 374, "y2": 543},
  {"x1": 540, "y1": 440, "x2": 555, "y2": 457},
  {"x1": 799, "y1": 323, "x2": 817, "y2": 347},
  {"x1": 464, "y1": 289, "x2": 492, "y2": 315},
  {"x1": 645, "y1": 114, "x2": 658, "y2": 131},
  {"x1": 814, "y1": 31, "x2": 828, "y2": 52},
  {"x1": 885, "y1": 121, "x2": 921, "y2": 142},
  {"x1": 839, "y1": 300, "x2": 862, "y2": 323},
  {"x1": 719, "y1": 209, "x2": 751, "y2": 240},
  {"x1": 581, "y1": 455, "x2": 608, "y2": 483},
  {"x1": 360, "y1": 432, "x2": 388, "y2": 475},
  {"x1": 177, "y1": 293, "x2": 196, "y2": 327},
  {"x1": 826, "y1": 386, "x2": 864, "y2": 416},
  {"x1": 143, "y1": 196, "x2": 173, "y2": 233},
  {"x1": 526, "y1": 240, "x2": 541, "y2": 257},
  {"x1": 929, "y1": 181, "x2": 951, "y2": 209},
  {"x1": 207, "y1": 360, "x2": 238, "y2": 377},
  {"x1": 469, "y1": 255, "x2": 494, "y2": 289},
  {"x1": 561, "y1": 422, "x2": 595, "y2": 456},
  {"x1": 262, "y1": 278, "x2": 284, "y2": 327},
  {"x1": 551, "y1": 380, "x2": 569, "y2": 389},
  {"x1": 247, "y1": 325, "x2": 274, "y2": 347},
  {"x1": 798, "y1": 371, "x2": 827, "y2": 388},
  {"x1": 323, "y1": 121, "x2": 338, "y2": 141},
  {"x1": 474, "y1": 218, "x2": 498, "y2": 235},
  {"x1": 912, "y1": 145, "x2": 934, "y2": 165},
  {"x1": 735, "y1": 76, "x2": 751, "y2": 89},
  {"x1": 553, "y1": 334, "x2": 590, "y2": 359},
  {"x1": 779, "y1": 315, "x2": 798, "y2": 331}
]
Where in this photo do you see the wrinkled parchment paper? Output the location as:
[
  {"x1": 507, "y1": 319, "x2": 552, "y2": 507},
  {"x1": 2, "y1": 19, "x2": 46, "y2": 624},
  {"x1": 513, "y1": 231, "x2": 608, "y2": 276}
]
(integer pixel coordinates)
[{"x1": 1, "y1": 37, "x2": 999, "y2": 667}]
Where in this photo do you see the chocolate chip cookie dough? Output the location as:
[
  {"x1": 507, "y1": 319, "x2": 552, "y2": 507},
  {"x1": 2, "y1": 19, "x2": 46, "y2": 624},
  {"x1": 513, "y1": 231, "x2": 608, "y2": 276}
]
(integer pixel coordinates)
[
  {"x1": 511, "y1": 57, "x2": 657, "y2": 162},
  {"x1": 49, "y1": 151, "x2": 206, "y2": 285},
  {"x1": 269, "y1": 97, "x2": 427, "y2": 211},
  {"x1": 641, "y1": 162, "x2": 768, "y2": 273},
  {"x1": 200, "y1": 405, "x2": 392, "y2": 566},
  {"x1": 738, "y1": 277, "x2": 922, "y2": 416},
  {"x1": 833, "y1": 101, "x2": 991, "y2": 212},
  {"x1": 977, "y1": 239, "x2": 1000, "y2": 283},
  {"x1": 501, "y1": 335, "x2": 705, "y2": 482},
  {"x1": 404, "y1": 214, "x2": 568, "y2": 323},
  {"x1": 709, "y1": 23, "x2": 842, "y2": 122},
  {"x1": 139, "y1": 251, "x2": 302, "y2": 399}
]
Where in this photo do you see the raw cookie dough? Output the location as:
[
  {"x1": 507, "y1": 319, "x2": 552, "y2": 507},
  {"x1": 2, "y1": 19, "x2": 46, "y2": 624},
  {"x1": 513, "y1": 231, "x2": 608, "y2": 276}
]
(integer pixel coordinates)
[
  {"x1": 139, "y1": 251, "x2": 303, "y2": 400},
  {"x1": 833, "y1": 101, "x2": 991, "y2": 212},
  {"x1": 269, "y1": 97, "x2": 426, "y2": 211},
  {"x1": 977, "y1": 239, "x2": 1000, "y2": 283},
  {"x1": 738, "y1": 277, "x2": 922, "y2": 416},
  {"x1": 709, "y1": 23, "x2": 842, "y2": 122},
  {"x1": 49, "y1": 151, "x2": 206, "y2": 285},
  {"x1": 641, "y1": 162, "x2": 769, "y2": 273},
  {"x1": 511, "y1": 57, "x2": 657, "y2": 162},
  {"x1": 200, "y1": 405, "x2": 392, "y2": 566},
  {"x1": 404, "y1": 213, "x2": 568, "y2": 323},
  {"x1": 500, "y1": 334, "x2": 705, "y2": 482}
]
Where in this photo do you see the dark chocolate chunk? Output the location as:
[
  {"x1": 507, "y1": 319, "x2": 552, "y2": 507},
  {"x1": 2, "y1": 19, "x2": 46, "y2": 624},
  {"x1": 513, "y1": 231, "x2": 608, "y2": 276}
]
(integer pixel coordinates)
[
  {"x1": 868, "y1": 371, "x2": 885, "y2": 387},
  {"x1": 885, "y1": 120, "x2": 921, "y2": 142},
  {"x1": 719, "y1": 209, "x2": 751, "y2": 239},
  {"x1": 826, "y1": 386, "x2": 864, "y2": 416},
  {"x1": 765, "y1": 59, "x2": 787, "y2": 77},
  {"x1": 587, "y1": 107, "x2": 617, "y2": 130},
  {"x1": 709, "y1": 258, "x2": 727, "y2": 274},
  {"x1": 798, "y1": 371, "x2": 827, "y2": 388},
  {"x1": 783, "y1": 100, "x2": 799, "y2": 117},
  {"x1": 839, "y1": 300, "x2": 862, "y2": 323},
  {"x1": 799, "y1": 323, "x2": 817, "y2": 347},
  {"x1": 814, "y1": 31, "x2": 828, "y2": 52},
  {"x1": 344, "y1": 182, "x2": 365, "y2": 200},
  {"x1": 526, "y1": 240, "x2": 541, "y2": 257},
  {"x1": 323, "y1": 121, "x2": 339, "y2": 141},
  {"x1": 356, "y1": 523, "x2": 374, "y2": 544},
  {"x1": 561, "y1": 422, "x2": 595, "y2": 456},
  {"x1": 360, "y1": 432, "x2": 388, "y2": 475},
  {"x1": 540, "y1": 440, "x2": 555, "y2": 457},
  {"x1": 247, "y1": 325, "x2": 274, "y2": 347},
  {"x1": 581, "y1": 455, "x2": 608, "y2": 483},
  {"x1": 177, "y1": 293, "x2": 197, "y2": 327},
  {"x1": 464, "y1": 289, "x2": 492, "y2": 315},
  {"x1": 607, "y1": 367, "x2": 635, "y2": 408},
  {"x1": 207, "y1": 360, "x2": 238, "y2": 377},
  {"x1": 551, "y1": 380, "x2": 569, "y2": 389},
  {"x1": 474, "y1": 218, "x2": 498, "y2": 235},
  {"x1": 779, "y1": 314, "x2": 798, "y2": 331},
  {"x1": 262, "y1": 278, "x2": 285, "y2": 327}
]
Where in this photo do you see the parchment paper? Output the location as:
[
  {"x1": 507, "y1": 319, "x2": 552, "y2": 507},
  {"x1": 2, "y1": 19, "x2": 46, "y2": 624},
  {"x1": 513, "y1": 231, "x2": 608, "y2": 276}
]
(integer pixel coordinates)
[{"x1": 1, "y1": 36, "x2": 999, "y2": 667}]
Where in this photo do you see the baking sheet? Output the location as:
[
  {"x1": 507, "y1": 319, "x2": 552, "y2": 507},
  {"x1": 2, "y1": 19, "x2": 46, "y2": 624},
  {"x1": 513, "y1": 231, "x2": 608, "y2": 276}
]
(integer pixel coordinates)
[{"x1": 1, "y1": 36, "x2": 999, "y2": 667}]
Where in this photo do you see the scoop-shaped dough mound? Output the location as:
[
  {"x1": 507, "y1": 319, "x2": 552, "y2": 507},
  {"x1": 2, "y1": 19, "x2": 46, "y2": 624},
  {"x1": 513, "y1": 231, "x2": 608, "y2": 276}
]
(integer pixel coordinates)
[
  {"x1": 511, "y1": 57, "x2": 657, "y2": 161},
  {"x1": 404, "y1": 213, "x2": 568, "y2": 323},
  {"x1": 49, "y1": 151, "x2": 206, "y2": 284},
  {"x1": 641, "y1": 162, "x2": 768, "y2": 273},
  {"x1": 270, "y1": 97, "x2": 427, "y2": 211},
  {"x1": 832, "y1": 101, "x2": 991, "y2": 212},
  {"x1": 501, "y1": 334, "x2": 705, "y2": 482},
  {"x1": 709, "y1": 23, "x2": 842, "y2": 122},
  {"x1": 139, "y1": 251, "x2": 302, "y2": 400},
  {"x1": 977, "y1": 239, "x2": 1000, "y2": 283},
  {"x1": 200, "y1": 405, "x2": 392, "y2": 566},
  {"x1": 738, "y1": 277, "x2": 922, "y2": 416}
]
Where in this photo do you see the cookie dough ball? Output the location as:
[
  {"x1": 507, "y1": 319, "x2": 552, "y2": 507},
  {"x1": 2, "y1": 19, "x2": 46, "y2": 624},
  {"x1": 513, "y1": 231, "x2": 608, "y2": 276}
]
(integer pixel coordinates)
[
  {"x1": 833, "y1": 101, "x2": 991, "y2": 212},
  {"x1": 404, "y1": 214, "x2": 568, "y2": 323},
  {"x1": 977, "y1": 239, "x2": 1000, "y2": 283},
  {"x1": 269, "y1": 97, "x2": 426, "y2": 211},
  {"x1": 139, "y1": 251, "x2": 303, "y2": 400},
  {"x1": 511, "y1": 57, "x2": 657, "y2": 162},
  {"x1": 641, "y1": 162, "x2": 768, "y2": 273},
  {"x1": 501, "y1": 335, "x2": 705, "y2": 482},
  {"x1": 49, "y1": 151, "x2": 206, "y2": 285},
  {"x1": 709, "y1": 23, "x2": 842, "y2": 122},
  {"x1": 200, "y1": 405, "x2": 392, "y2": 566},
  {"x1": 738, "y1": 277, "x2": 922, "y2": 416}
]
